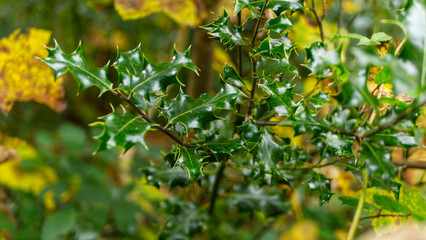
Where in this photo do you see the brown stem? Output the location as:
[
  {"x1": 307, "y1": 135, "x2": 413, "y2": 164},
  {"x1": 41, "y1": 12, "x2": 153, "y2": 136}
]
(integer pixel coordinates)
[
  {"x1": 392, "y1": 160, "x2": 426, "y2": 169},
  {"x1": 255, "y1": 120, "x2": 356, "y2": 136},
  {"x1": 360, "y1": 209, "x2": 411, "y2": 221},
  {"x1": 310, "y1": 0, "x2": 325, "y2": 43},
  {"x1": 237, "y1": 11, "x2": 243, "y2": 77},
  {"x1": 209, "y1": 158, "x2": 227, "y2": 215},
  {"x1": 321, "y1": 0, "x2": 327, "y2": 20},
  {"x1": 112, "y1": 90, "x2": 200, "y2": 149}
]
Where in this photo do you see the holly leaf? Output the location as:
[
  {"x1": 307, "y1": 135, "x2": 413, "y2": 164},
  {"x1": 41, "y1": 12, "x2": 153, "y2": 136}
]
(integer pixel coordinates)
[
  {"x1": 256, "y1": 129, "x2": 288, "y2": 183},
  {"x1": 359, "y1": 142, "x2": 398, "y2": 188},
  {"x1": 160, "y1": 198, "x2": 207, "y2": 240},
  {"x1": 255, "y1": 34, "x2": 292, "y2": 60},
  {"x1": 251, "y1": 0, "x2": 305, "y2": 14},
  {"x1": 42, "y1": 41, "x2": 112, "y2": 96},
  {"x1": 260, "y1": 80, "x2": 296, "y2": 116},
  {"x1": 368, "y1": 132, "x2": 419, "y2": 148},
  {"x1": 317, "y1": 132, "x2": 353, "y2": 157},
  {"x1": 163, "y1": 83, "x2": 242, "y2": 133},
  {"x1": 222, "y1": 64, "x2": 246, "y2": 89},
  {"x1": 231, "y1": 184, "x2": 290, "y2": 216},
  {"x1": 306, "y1": 172, "x2": 333, "y2": 205},
  {"x1": 142, "y1": 164, "x2": 192, "y2": 189},
  {"x1": 172, "y1": 147, "x2": 208, "y2": 181},
  {"x1": 234, "y1": 0, "x2": 260, "y2": 18},
  {"x1": 202, "y1": 11, "x2": 246, "y2": 49},
  {"x1": 203, "y1": 137, "x2": 244, "y2": 157},
  {"x1": 304, "y1": 42, "x2": 339, "y2": 75},
  {"x1": 113, "y1": 46, "x2": 197, "y2": 105},
  {"x1": 263, "y1": 14, "x2": 293, "y2": 34},
  {"x1": 90, "y1": 107, "x2": 156, "y2": 153}
]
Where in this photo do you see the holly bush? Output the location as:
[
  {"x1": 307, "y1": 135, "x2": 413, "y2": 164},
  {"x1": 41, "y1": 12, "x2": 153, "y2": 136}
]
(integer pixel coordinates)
[{"x1": 2, "y1": 0, "x2": 426, "y2": 239}]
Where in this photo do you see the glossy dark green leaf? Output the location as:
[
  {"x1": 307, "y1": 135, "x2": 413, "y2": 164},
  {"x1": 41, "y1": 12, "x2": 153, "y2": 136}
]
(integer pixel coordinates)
[
  {"x1": 239, "y1": 121, "x2": 262, "y2": 143},
  {"x1": 160, "y1": 198, "x2": 207, "y2": 240},
  {"x1": 41, "y1": 209, "x2": 77, "y2": 240},
  {"x1": 368, "y1": 132, "x2": 418, "y2": 148},
  {"x1": 234, "y1": 0, "x2": 260, "y2": 18},
  {"x1": 113, "y1": 46, "x2": 197, "y2": 104},
  {"x1": 318, "y1": 132, "x2": 353, "y2": 157},
  {"x1": 263, "y1": 14, "x2": 292, "y2": 34},
  {"x1": 202, "y1": 11, "x2": 246, "y2": 49},
  {"x1": 304, "y1": 42, "x2": 339, "y2": 75},
  {"x1": 260, "y1": 81, "x2": 296, "y2": 116},
  {"x1": 359, "y1": 143, "x2": 398, "y2": 188},
  {"x1": 163, "y1": 83, "x2": 242, "y2": 133},
  {"x1": 255, "y1": 34, "x2": 292, "y2": 60},
  {"x1": 172, "y1": 147, "x2": 208, "y2": 181},
  {"x1": 230, "y1": 184, "x2": 290, "y2": 216},
  {"x1": 203, "y1": 137, "x2": 244, "y2": 157},
  {"x1": 306, "y1": 172, "x2": 333, "y2": 205},
  {"x1": 41, "y1": 41, "x2": 112, "y2": 95},
  {"x1": 143, "y1": 165, "x2": 192, "y2": 188},
  {"x1": 256, "y1": 129, "x2": 288, "y2": 182},
  {"x1": 222, "y1": 64, "x2": 246, "y2": 89},
  {"x1": 257, "y1": 57, "x2": 297, "y2": 77},
  {"x1": 90, "y1": 107, "x2": 156, "y2": 153},
  {"x1": 282, "y1": 109, "x2": 331, "y2": 136},
  {"x1": 251, "y1": 0, "x2": 305, "y2": 14}
]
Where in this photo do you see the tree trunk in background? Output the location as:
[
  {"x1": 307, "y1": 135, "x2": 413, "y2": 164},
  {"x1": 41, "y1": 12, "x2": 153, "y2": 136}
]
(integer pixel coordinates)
[{"x1": 187, "y1": 0, "x2": 218, "y2": 98}]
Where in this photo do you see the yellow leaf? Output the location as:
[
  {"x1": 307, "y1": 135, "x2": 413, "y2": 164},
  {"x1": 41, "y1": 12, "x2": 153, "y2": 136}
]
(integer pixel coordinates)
[
  {"x1": 280, "y1": 220, "x2": 319, "y2": 240},
  {"x1": 213, "y1": 46, "x2": 235, "y2": 74},
  {"x1": 269, "y1": 117, "x2": 303, "y2": 147},
  {"x1": 343, "y1": 0, "x2": 359, "y2": 14},
  {"x1": 0, "y1": 28, "x2": 65, "y2": 116},
  {"x1": 288, "y1": 13, "x2": 337, "y2": 48},
  {"x1": 114, "y1": 0, "x2": 201, "y2": 26},
  {"x1": 0, "y1": 132, "x2": 57, "y2": 195}
]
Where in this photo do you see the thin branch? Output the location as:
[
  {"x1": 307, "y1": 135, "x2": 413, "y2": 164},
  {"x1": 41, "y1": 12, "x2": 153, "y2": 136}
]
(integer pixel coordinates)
[
  {"x1": 246, "y1": 55, "x2": 259, "y2": 121},
  {"x1": 209, "y1": 158, "x2": 227, "y2": 216},
  {"x1": 280, "y1": 158, "x2": 343, "y2": 170},
  {"x1": 246, "y1": 0, "x2": 270, "y2": 121},
  {"x1": 237, "y1": 11, "x2": 243, "y2": 77},
  {"x1": 347, "y1": 169, "x2": 368, "y2": 240},
  {"x1": 250, "y1": 0, "x2": 270, "y2": 48},
  {"x1": 255, "y1": 120, "x2": 356, "y2": 136},
  {"x1": 359, "y1": 209, "x2": 411, "y2": 221},
  {"x1": 321, "y1": 0, "x2": 328, "y2": 20},
  {"x1": 112, "y1": 90, "x2": 200, "y2": 149},
  {"x1": 310, "y1": 0, "x2": 325, "y2": 43},
  {"x1": 360, "y1": 100, "x2": 426, "y2": 138},
  {"x1": 392, "y1": 160, "x2": 426, "y2": 169}
]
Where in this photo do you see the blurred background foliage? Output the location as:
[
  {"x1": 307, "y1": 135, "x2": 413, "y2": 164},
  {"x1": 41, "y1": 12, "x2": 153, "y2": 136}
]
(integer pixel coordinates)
[{"x1": 0, "y1": 0, "x2": 425, "y2": 239}]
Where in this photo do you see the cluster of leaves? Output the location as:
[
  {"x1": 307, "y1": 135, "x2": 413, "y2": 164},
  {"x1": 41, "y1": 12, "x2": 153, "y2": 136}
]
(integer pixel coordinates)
[{"x1": 1, "y1": 0, "x2": 425, "y2": 239}]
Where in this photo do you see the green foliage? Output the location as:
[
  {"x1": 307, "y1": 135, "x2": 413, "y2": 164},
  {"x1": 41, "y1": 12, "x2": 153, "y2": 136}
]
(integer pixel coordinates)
[{"x1": 3, "y1": 0, "x2": 423, "y2": 239}]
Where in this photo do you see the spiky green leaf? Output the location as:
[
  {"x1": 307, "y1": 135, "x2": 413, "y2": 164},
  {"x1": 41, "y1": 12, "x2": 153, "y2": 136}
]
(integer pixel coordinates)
[
  {"x1": 41, "y1": 42, "x2": 112, "y2": 95},
  {"x1": 91, "y1": 107, "x2": 155, "y2": 153}
]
